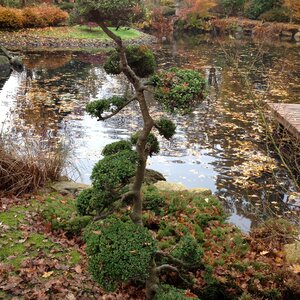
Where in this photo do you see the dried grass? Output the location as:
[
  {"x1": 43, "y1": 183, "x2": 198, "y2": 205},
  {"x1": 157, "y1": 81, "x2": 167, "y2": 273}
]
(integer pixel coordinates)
[{"x1": 0, "y1": 133, "x2": 71, "y2": 196}]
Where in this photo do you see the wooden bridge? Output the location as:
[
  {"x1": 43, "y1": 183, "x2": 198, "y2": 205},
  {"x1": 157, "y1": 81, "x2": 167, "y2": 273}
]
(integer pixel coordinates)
[{"x1": 267, "y1": 103, "x2": 300, "y2": 140}]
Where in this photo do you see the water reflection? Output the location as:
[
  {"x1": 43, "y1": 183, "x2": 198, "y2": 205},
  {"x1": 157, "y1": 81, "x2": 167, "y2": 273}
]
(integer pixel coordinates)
[{"x1": 0, "y1": 37, "x2": 299, "y2": 231}]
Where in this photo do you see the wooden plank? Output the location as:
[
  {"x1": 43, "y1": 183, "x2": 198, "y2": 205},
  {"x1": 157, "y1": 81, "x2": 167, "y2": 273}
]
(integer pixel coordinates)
[{"x1": 267, "y1": 103, "x2": 300, "y2": 140}]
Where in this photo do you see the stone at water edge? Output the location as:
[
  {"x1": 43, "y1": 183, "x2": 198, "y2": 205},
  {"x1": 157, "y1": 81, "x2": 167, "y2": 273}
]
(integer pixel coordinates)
[
  {"x1": 284, "y1": 240, "x2": 300, "y2": 264},
  {"x1": 189, "y1": 187, "x2": 212, "y2": 197},
  {"x1": 294, "y1": 32, "x2": 300, "y2": 42},
  {"x1": 154, "y1": 181, "x2": 187, "y2": 192},
  {"x1": 154, "y1": 181, "x2": 212, "y2": 196},
  {"x1": 51, "y1": 181, "x2": 90, "y2": 196}
]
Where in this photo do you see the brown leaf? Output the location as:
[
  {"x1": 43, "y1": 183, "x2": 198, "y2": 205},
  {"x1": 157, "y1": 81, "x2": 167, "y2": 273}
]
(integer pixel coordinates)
[{"x1": 74, "y1": 265, "x2": 82, "y2": 274}]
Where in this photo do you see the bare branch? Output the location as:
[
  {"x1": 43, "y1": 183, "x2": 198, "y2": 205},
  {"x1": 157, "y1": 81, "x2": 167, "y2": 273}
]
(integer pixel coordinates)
[
  {"x1": 155, "y1": 250, "x2": 190, "y2": 268},
  {"x1": 97, "y1": 96, "x2": 137, "y2": 121},
  {"x1": 156, "y1": 264, "x2": 178, "y2": 274}
]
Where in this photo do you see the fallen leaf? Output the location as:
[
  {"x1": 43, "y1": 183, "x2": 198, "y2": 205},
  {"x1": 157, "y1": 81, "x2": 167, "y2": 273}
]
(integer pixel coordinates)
[
  {"x1": 290, "y1": 264, "x2": 300, "y2": 274},
  {"x1": 74, "y1": 265, "x2": 82, "y2": 274},
  {"x1": 42, "y1": 271, "x2": 54, "y2": 278}
]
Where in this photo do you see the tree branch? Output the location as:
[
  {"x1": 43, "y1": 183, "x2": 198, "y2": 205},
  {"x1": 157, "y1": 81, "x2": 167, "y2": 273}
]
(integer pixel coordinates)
[
  {"x1": 97, "y1": 96, "x2": 137, "y2": 121},
  {"x1": 156, "y1": 264, "x2": 178, "y2": 274},
  {"x1": 155, "y1": 251, "x2": 190, "y2": 268}
]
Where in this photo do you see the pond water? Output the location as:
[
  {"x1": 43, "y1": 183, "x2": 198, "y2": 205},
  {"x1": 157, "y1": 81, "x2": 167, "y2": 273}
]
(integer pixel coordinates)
[{"x1": 1, "y1": 36, "x2": 299, "y2": 231}]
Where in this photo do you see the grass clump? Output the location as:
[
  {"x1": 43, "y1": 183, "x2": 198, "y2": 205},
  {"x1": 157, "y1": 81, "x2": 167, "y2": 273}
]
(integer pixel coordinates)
[{"x1": 0, "y1": 132, "x2": 70, "y2": 196}]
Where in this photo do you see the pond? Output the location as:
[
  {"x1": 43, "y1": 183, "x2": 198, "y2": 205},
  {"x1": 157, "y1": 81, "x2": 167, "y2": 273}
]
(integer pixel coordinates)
[{"x1": 1, "y1": 36, "x2": 299, "y2": 231}]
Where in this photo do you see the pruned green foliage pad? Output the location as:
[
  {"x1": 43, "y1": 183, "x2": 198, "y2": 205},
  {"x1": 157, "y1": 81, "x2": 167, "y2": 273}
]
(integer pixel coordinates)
[
  {"x1": 131, "y1": 132, "x2": 160, "y2": 156},
  {"x1": 84, "y1": 216, "x2": 156, "y2": 291},
  {"x1": 91, "y1": 149, "x2": 137, "y2": 190},
  {"x1": 104, "y1": 45, "x2": 156, "y2": 77},
  {"x1": 102, "y1": 140, "x2": 133, "y2": 156},
  {"x1": 151, "y1": 67, "x2": 206, "y2": 113},
  {"x1": 86, "y1": 96, "x2": 128, "y2": 120},
  {"x1": 156, "y1": 117, "x2": 176, "y2": 140}
]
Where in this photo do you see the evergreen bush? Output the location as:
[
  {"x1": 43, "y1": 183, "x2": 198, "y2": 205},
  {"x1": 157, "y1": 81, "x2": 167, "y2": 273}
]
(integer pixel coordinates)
[
  {"x1": 245, "y1": 0, "x2": 283, "y2": 20},
  {"x1": 151, "y1": 67, "x2": 206, "y2": 113},
  {"x1": 84, "y1": 216, "x2": 156, "y2": 291},
  {"x1": 104, "y1": 45, "x2": 156, "y2": 78},
  {"x1": 259, "y1": 7, "x2": 290, "y2": 22}
]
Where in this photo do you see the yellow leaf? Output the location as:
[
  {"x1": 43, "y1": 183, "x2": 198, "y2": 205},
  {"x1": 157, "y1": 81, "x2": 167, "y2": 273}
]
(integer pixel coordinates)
[
  {"x1": 290, "y1": 264, "x2": 300, "y2": 274},
  {"x1": 42, "y1": 271, "x2": 54, "y2": 278}
]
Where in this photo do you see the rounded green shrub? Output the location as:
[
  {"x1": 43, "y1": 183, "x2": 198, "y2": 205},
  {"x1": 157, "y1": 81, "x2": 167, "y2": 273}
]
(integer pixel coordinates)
[
  {"x1": 259, "y1": 8, "x2": 290, "y2": 22},
  {"x1": 156, "y1": 117, "x2": 176, "y2": 140},
  {"x1": 76, "y1": 187, "x2": 97, "y2": 216},
  {"x1": 102, "y1": 140, "x2": 133, "y2": 156},
  {"x1": 91, "y1": 149, "x2": 137, "y2": 191},
  {"x1": 84, "y1": 216, "x2": 156, "y2": 291},
  {"x1": 245, "y1": 0, "x2": 282, "y2": 20},
  {"x1": 104, "y1": 45, "x2": 156, "y2": 78},
  {"x1": 151, "y1": 68, "x2": 206, "y2": 113}
]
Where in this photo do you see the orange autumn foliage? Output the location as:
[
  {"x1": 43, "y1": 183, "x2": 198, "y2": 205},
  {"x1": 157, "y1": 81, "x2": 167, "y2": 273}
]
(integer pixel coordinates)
[
  {"x1": 179, "y1": 0, "x2": 218, "y2": 16},
  {"x1": 284, "y1": 0, "x2": 300, "y2": 21}
]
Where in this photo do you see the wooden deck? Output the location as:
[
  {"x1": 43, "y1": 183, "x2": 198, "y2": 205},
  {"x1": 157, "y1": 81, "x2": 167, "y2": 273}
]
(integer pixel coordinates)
[{"x1": 267, "y1": 103, "x2": 300, "y2": 140}]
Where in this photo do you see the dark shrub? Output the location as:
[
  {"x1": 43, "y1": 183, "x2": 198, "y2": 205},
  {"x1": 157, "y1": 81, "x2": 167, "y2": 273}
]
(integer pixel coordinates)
[
  {"x1": 245, "y1": 0, "x2": 282, "y2": 20},
  {"x1": 104, "y1": 45, "x2": 156, "y2": 77},
  {"x1": 259, "y1": 7, "x2": 290, "y2": 22}
]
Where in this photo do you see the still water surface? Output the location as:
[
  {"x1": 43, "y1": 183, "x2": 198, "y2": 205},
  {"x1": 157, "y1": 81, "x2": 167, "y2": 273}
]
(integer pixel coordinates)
[{"x1": 1, "y1": 36, "x2": 299, "y2": 231}]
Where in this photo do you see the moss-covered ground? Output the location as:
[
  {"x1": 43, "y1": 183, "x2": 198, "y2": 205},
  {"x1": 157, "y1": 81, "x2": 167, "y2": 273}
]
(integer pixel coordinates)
[{"x1": 0, "y1": 187, "x2": 299, "y2": 299}]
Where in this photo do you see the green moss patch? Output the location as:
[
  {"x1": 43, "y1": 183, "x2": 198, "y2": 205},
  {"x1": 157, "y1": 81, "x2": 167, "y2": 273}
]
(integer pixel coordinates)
[{"x1": 20, "y1": 26, "x2": 141, "y2": 40}]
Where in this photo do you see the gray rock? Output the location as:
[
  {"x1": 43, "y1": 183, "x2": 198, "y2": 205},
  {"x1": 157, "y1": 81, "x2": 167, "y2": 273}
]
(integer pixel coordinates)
[
  {"x1": 129, "y1": 169, "x2": 166, "y2": 185},
  {"x1": 0, "y1": 55, "x2": 10, "y2": 76},
  {"x1": 51, "y1": 181, "x2": 90, "y2": 196},
  {"x1": 284, "y1": 240, "x2": 300, "y2": 264},
  {"x1": 281, "y1": 30, "x2": 293, "y2": 37},
  {"x1": 294, "y1": 32, "x2": 300, "y2": 42},
  {"x1": 188, "y1": 188, "x2": 212, "y2": 196},
  {"x1": 154, "y1": 181, "x2": 212, "y2": 196},
  {"x1": 154, "y1": 181, "x2": 187, "y2": 192}
]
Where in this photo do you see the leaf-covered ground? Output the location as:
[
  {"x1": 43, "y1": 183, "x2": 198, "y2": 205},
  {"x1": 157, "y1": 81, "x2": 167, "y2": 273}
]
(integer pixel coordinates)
[
  {"x1": 0, "y1": 193, "x2": 143, "y2": 299},
  {"x1": 1, "y1": 189, "x2": 299, "y2": 299}
]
